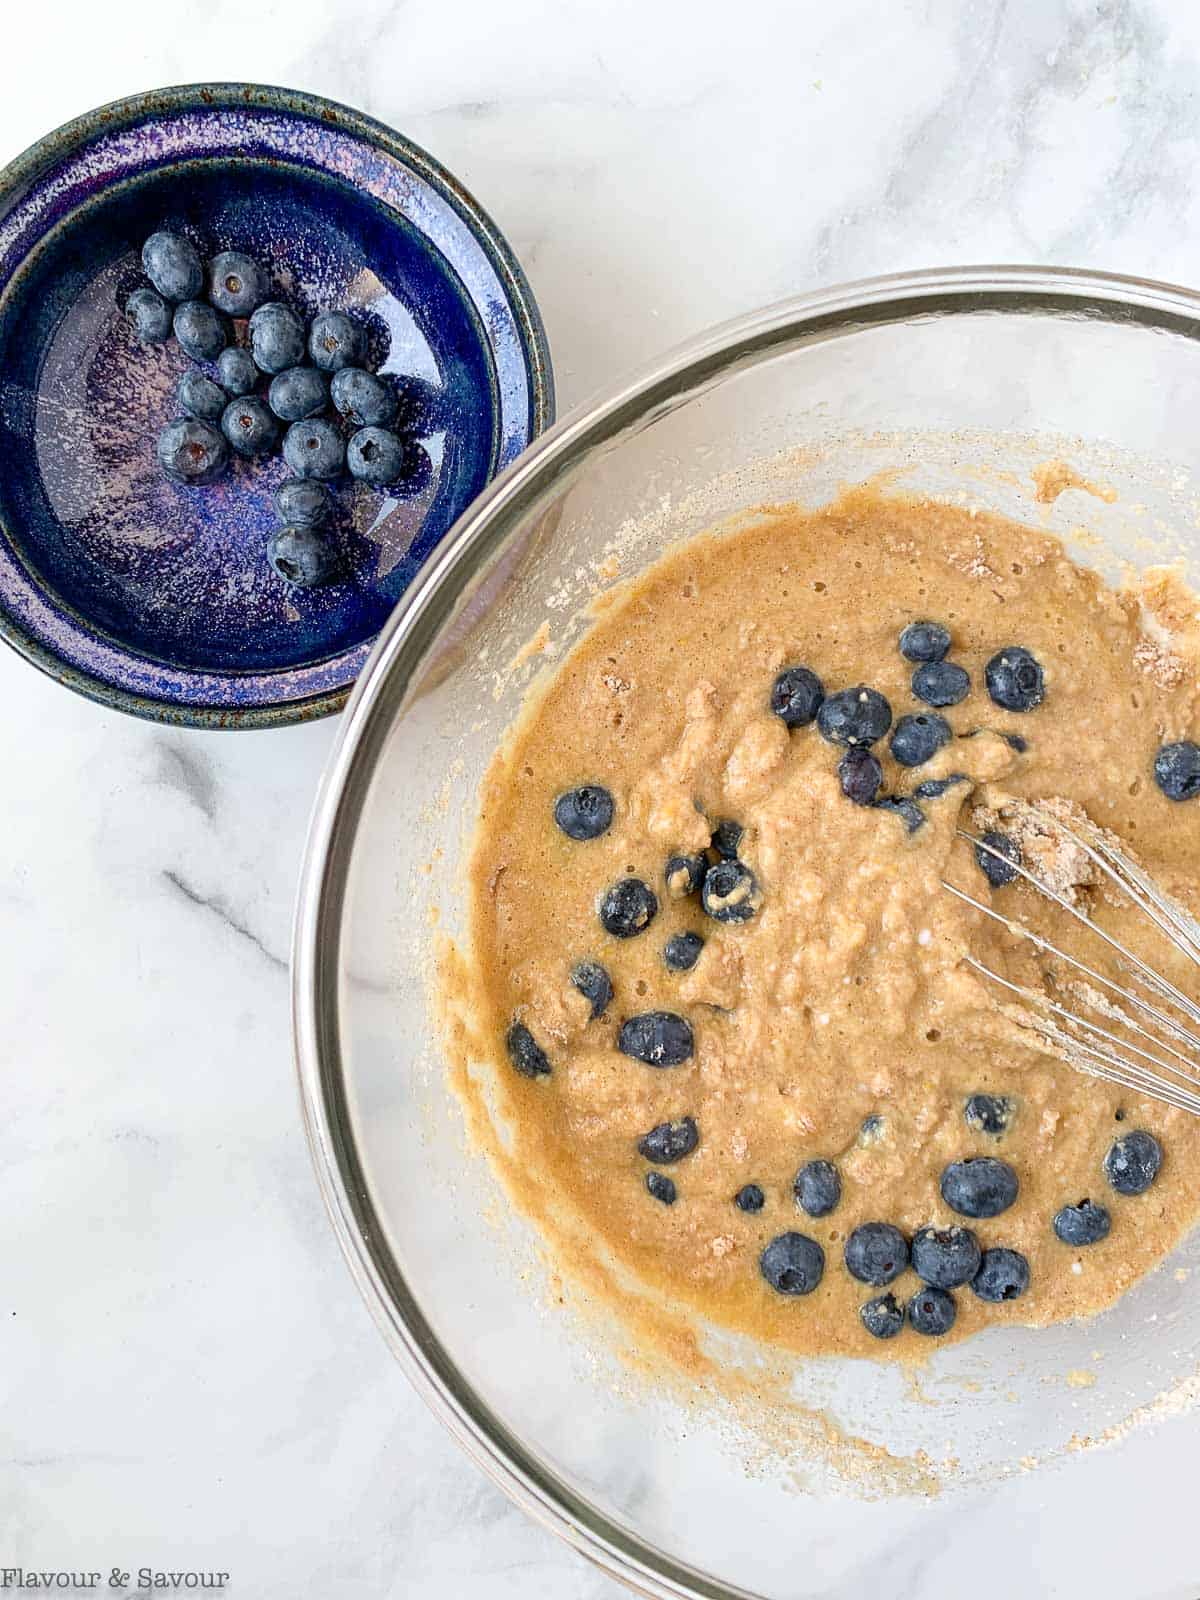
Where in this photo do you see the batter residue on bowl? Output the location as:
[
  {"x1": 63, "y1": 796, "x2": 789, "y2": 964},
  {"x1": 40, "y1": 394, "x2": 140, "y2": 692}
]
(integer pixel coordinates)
[{"x1": 451, "y1": 486, "x2": 1200, "y2": 1359}]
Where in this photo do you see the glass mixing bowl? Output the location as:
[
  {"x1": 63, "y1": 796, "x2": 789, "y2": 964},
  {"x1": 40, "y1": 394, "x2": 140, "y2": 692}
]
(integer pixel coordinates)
[{"x1": 295, "y1": 268, "x2": 1200, "y2": 1598}]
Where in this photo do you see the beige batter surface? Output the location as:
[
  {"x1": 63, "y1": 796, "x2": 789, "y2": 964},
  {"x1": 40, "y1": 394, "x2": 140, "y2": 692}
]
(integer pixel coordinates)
[{"x1": 455, "y1": 487, "x2": 1200, "y2": 1360}]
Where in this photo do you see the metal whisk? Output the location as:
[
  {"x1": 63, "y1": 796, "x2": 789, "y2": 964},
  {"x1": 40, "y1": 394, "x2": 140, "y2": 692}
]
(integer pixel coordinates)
[{"x1": 942, "y1": 807, "x2": 1200, "y2": 1116}]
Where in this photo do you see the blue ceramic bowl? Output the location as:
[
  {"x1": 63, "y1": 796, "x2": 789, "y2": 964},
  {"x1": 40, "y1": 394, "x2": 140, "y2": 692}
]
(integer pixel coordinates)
[{"x1": 0, "y1": 85, "x2": 553, "y2": 727}]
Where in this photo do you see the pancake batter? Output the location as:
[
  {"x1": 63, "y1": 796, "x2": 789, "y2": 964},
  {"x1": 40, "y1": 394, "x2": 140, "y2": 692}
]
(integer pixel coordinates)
[{"x1": 454, "y1": 487, "x2": 1200, "y2": 1358}]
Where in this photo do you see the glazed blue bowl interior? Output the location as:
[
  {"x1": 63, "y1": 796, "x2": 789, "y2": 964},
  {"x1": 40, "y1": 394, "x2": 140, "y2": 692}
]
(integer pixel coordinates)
[{"x1": 0, "y1": 89, "x2": 552, "y2": 725}]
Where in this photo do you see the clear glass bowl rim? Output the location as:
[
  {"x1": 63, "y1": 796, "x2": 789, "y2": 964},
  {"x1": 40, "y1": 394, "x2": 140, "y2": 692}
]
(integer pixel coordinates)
[{"x1": 292, "y1": 264, "x2": 1200, "y2": 1600}]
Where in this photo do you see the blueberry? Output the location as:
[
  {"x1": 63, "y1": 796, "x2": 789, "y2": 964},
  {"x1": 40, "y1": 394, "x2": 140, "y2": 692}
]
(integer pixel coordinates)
[
  {"x1": 216, "y1": 346, "x2": 259, "y2": 397},
  {"x1": 646, "y1": 1171, "x2": 677, "y2": 1204},
  {"x1": 985, "y1": 646, "x2": 1045, "y2": 712},
  {"x1": 1053, "y1": 1199, "x2": 1111, "y2": 1245},
  {"x1": 860, "y1": 1292, "x2": 906, "y2": 1340},
  {"x1": 710, "y1": 819, "x2": 743, "y2": 860},
  {"x1": 665, "y1": 853, "x2": 706, "y2": 900},
  {"x1": 554, "y1": 785, "x2": 614, "y2": 841},
  {"x1": 940, "y1": 1157, "x2": 1018, "y2": 1218},
  {"x1": 908, "y1": 1286, "x2": 957, "y2": 1337},
  {"x1": 599, "y1": 878, "x2": 658, "y2": 938},
  {"x1": 971, "y1": 1247, "x2": 1030, "y2": 1302},
  {"x1": 569, "y1": 959, "x2": 612, "y2": 1019},
  {"x1": 817, "y1": 686, "x2": 892, "y2": 747},
  {"x1": 142, "y1": 231, "x2": 203, "y2": 302},
  {"x1": 177, "y1": 369, "x2": 226, "y2": 422},
  {"x1": 273, "y1": 478, "x2": 332, "y2": 529},
  {"x1": 638, "y1": 1116, "x2": 699, "y2": 1164},
  {"x1": 617, "y1": 1011, "x2": 693, "y2": 1066},
  {"x1": 308, "y1": 310, "x2": 364, "y2": 372},
  {"x1": 266, "y1": 526, "x2": 340, "y2": 589},
  {"x1": 249, "y1": 302, "x2": 306, "y2": 374},
  {"x1": 899, "y1": 620, "x2": 951, "y2": 663},
  {"x1": 205, "y1": 250, "x2": 267, "y2": 317},
  {"x1": 347, "y1": 427, "x2": 424, "y2": 487},
  {"x1": 156, "y1": 419, "x2": 228, "y2": 485},
  {"x1": 221, "y1": 396, "x2": 279, "y2": 458},
  {"x1": 873, "y1": 795, "x2": 926, "y2": 833},
  {"x1": 330, "y1": 366, "x2": 399, "y2": 427},
  {"x1": 760, "y1": 1232, "x2": 825, "y2": 1296},
  {"x1": 664, "y1": 931, "x2": 704, "y2": 971},
  {"x1": 125, "y1": 286, "x2": 172, "y2": 343},
  {"x1": 912, "y1": 660, "x2": 970, "y2": 708},
  {"x1": 283, "y1": 418, "x2": 345, "y2": 480},
  {"x1": 701, "y1": 859, "x2": 761, "y2": 923},
  {"x1": 838, "y1": 747, "x2": 883, "y2": 805},
  {"x1": 734, "y1": 1184, "x2": 765, "y2": 1213},
  {"x1": 240, "y1": 489, "x2": 308, "y2": 584},
  {"x1": 843, "y1": 1223, "x2": 908, "y2": 1286},
  {"x1": 268, "y1": 366, "x2": 329, "y2": 422},
  {"x1": 911, "y1": 1225, "x2": 981, "y2": 1289},
  {"x1": 912, "y1": 774, "x2": 968, "y2": 799},
  {"x1": 964, "y1": 1094, "x2": 1014, "y2": 1137},
  {"x1": 1154, "y1": 741, "x2": 1200, "y2": 802},
  {"x1": 794, "y1": 1159, "x2": 841, "y2": 1218},
  {"x1": 975, "y1": 830, "x2": 1021, "y2": 887},
  {"x1": 890, "y1": 712, "x2": 952, "y2": 767},
  {"x1": 860, "y1": 1114, "x2": 885, "y2": 1143},
  {"x1": 505, "y1": 1020, "x2": 550, "y2": 1078},
  {"x1": 173, "y1": 300, "x2": 229, "y2": 362},
  {"x1": 1104, "y1": 1130, "x2": 1162, "y2": 1196},
  {"x1": 770, "y1": 664, "x2": 825, "y2": 728}
]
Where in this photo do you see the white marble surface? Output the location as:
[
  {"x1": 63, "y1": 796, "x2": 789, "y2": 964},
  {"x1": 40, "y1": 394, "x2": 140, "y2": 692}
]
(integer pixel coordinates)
[{"x1": 8, "y1": 1, "x2": 1200, "y2": 1593}]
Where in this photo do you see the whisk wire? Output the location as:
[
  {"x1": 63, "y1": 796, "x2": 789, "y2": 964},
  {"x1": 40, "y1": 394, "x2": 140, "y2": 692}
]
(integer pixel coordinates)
[
  {"x1": 943, "y1": 879, "x2": 1200, "y2": 1067},
  {"x1": 962, "y1": 953, "x2": 1200, "y2": 1097},
  {"x1": 960, "y1": 828, "x2": 1200, "y2": 1032},
  {"x1": 1061, "y1": 820, "x2": 1200, "y2": 969},
  {"x1": 961, "y1": 955, "x2": 1200, "y2": 1115},
  {"x1": 947, "y1": 809, "x2": 1200, "y2": 1118}
]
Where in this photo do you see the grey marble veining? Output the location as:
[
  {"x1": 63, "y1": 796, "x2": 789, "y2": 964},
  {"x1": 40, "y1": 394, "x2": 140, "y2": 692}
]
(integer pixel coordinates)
[{"x1": 6, "y1": 1, "x2": 1200, "y2": 1594}]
